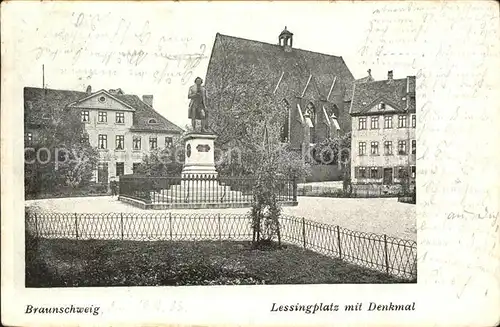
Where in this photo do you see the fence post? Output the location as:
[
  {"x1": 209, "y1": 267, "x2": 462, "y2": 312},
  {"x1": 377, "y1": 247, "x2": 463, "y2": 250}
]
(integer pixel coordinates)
[
  {"x1": 120, "y1": 213, "x2": 124, "y2": 240},
  {"x1": 218, "y1": 213, "x2": 222, "y2": 241},
  {"x1": 336, "y1": 225, "x2": 342, "y2": 259},
  {"x1": 74, "y1": 213, "x2": 79, "y2": 240},
  {"x1": 302, "y1": 217, "x2": 306, "y2": 249},
  {"x1": 169, "y1": 212, "x2": 173, "y2": 240},
  {"x1": 34, "y1": 213, "x2": 39, "y2": 238},
  {"x1": 384, "y1": 234, "x2": 390, "y2": 274},
  {"x1": 292, "y1": 177, "x2": 298, "y2": 202}
]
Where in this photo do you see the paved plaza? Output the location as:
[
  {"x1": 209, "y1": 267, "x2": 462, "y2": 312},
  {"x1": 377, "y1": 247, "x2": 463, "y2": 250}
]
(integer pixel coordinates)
[{"x1": 26, "y1": 196, "x2": 416, "y2": 241}]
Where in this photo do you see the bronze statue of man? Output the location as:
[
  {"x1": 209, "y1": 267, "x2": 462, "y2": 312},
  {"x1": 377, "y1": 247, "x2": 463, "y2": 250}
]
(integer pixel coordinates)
[{"x1": 188, "y1": 77, "x2": 209, "y2": 132}]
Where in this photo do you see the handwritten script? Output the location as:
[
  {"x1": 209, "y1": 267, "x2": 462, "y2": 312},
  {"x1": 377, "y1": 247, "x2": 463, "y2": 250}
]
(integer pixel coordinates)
[
  {"x1": 30, "y1": 12, "x2": 208, "y2": 85},
  {"x1": 359, "y1": 1, "x2": 499, "y2": 302}
]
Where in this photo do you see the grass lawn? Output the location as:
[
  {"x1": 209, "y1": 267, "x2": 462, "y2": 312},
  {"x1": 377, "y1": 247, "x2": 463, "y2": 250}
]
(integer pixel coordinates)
[{"x1": 26, "y1": 236, "x2": 413, "y2": 287}]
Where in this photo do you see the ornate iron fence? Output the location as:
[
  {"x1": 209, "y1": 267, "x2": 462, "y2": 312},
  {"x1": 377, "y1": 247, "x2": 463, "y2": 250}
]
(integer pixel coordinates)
[
  {"x1": 25, "y1": 212, "x2": 417, "y2": 280},
  {"x1": 119, "y1": 174, "x2": 297, "y2": 205}
]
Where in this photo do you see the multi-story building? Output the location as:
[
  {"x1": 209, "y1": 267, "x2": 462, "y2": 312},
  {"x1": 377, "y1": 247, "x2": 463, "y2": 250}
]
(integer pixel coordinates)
[
  {"x1": 24, "y1": 86, "x2": 183, "y2": 184},
  {"x1": 349, "y1": 71, "x2": 416, "y2": 190}
]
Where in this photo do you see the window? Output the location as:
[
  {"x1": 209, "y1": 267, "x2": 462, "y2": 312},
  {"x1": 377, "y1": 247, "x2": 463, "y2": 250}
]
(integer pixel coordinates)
[
  {"x1": 398, "y1": 115, "x2": 407, "y2": 128},
  {"x1": 165, "y1": 137, "x2": 173, "y2": 148},
  {"x1": 359, "y1": 117, "x2": 367, "y2": 130},
  {"x1": 370, "y1": 116, "x2": 379, "y2": 129},
  {"x1": 398, "y1": 166, "x2": 408, "y2": 179},
  {"x1": 398, "y1": 140, "x2": 407, "y2": 155},
  {"x1": 384, "y1": 115, "x2": 393, "y2": 129},
  {"x1": 133, "y1": 136, "x2": 141, "y2": 150},
  {"x1": 115, "y1": 135, "x2": 124, "y2": 150},
  {"x1": 98, "y1": 96, "x2": 106, "y2": 103},
  {"x1": 148, "y1": 118, "x2": 157, "y2": 124},
  {"x1": 116, "y1": 162, "x2": 124, "y2": 177},
  {"x1": 98, "y1": 111, "x2": 107, "y2": 123},
  {"x1": 116, "y1": 112, "x2": 125, "y2": 124},
  {"x1": 370, "y1": 167, "x2": 379, "y2": 179},
  {"x1": 80, "y1": 133, "x2": 89, "y2": 144},
  {"x1": 412, "y1": 140, "x2": 416, "y2": 154},
  {"x1": 133, "y1": 163, "x2": 141, "y2": 173},
  {"x1": 370, "y1": 141, "x2": 379, "y2": 155},
  {"x1": 280, "y1": 100, "x2": 290, "y2": 142},
  {"x1": 411, "y1": 166, "x2": 416, "y2": 179},
  {"x1": 306, "y1": 103, "x2": 316, "y2": 123},
  {"x1": 384, "y1": 141, "x2": 393, "y2": 155},
  {"x1": 306, "y1": 102, "x2": 316, "y2": 143},
  {"x1": 358, "y1": 167, "x2": 367, "y2": 178},
  {"x1": 359, "y1": 142, "x2": 366, "y2": 156},
  {"x1": 379, "y1": 102, "x2": 386, "y2": 109},
  {"x1": 411, "y1": 114, "x2": 416, "y2": 128},
  {"x1": 98, "y1": 134, "x2": 107, "y2": 149},
  {"x1": 81, "y1": 110, "x2": 90, "y2": 122},
  {"x1": 149, "y1": 137, "x2": 157, "y2": 150}
]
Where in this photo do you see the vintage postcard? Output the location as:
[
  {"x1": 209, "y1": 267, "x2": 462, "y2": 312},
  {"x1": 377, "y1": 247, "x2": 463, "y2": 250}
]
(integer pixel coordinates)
[{"x1": 1, "y1": 1, "x2": 499, "y2": 326}]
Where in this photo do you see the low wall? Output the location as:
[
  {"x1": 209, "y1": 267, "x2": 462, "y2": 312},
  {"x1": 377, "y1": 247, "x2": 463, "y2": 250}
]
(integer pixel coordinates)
[
  {"x1": 297, "y1": 184, "x2": 343, "y2": 196},
  {"x1": 119, "y1": 195, "x2": 298, "y2": 210},
  {"x1": 304, "y1": 165, "x2": 343, "y2": 183},
  {"x1": 353, "y1": 183, "x2": 415, "y2": 197}
]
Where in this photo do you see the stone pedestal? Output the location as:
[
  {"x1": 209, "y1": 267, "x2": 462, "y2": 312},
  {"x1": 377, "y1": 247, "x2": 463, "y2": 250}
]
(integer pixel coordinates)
[{"x1": 181, "y1": 133, "x2": 218, "y2": 177}]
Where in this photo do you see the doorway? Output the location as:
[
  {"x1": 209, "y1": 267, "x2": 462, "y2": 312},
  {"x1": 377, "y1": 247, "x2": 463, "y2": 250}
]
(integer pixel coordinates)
[
  {"x1": 97, "y1": 163, "x2": 109, "y2": 184},
  {"x1": 383, "y1": 167, "x2": 393, "y2": 185}
]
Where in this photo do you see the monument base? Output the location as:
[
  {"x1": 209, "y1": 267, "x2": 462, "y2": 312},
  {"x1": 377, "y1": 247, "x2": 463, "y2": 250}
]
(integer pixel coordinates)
[{"x1": 181, "y1": 132, "x2": 218, "y2": 178}]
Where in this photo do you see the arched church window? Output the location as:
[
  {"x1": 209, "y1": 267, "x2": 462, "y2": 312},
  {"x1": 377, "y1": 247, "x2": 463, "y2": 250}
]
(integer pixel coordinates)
[
  {"x1": 305, "y1": 102, "x2": 316, "y2": 144},
  {"x1": 280, "y1": 99, "x2": 290, "y2": 143}
]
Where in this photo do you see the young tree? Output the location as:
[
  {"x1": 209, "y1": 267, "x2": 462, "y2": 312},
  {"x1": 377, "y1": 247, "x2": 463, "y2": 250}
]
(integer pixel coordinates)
[{"x1": 249, "y1": 119, "x2": 309, "y2": 248}]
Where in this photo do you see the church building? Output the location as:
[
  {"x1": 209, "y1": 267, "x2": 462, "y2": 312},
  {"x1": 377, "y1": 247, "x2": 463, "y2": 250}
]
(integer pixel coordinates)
[{"x1": 205, "y1": 28, "x2": 369, "y2": 152}]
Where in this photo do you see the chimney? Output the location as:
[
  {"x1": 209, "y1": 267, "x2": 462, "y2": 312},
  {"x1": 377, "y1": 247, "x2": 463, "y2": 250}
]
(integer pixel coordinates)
[
  {"x1": 142, "y1": 95, "x2": 153, "y2": 107},
  {"x1": 388, "y1": 70, "x2": 394, "y2": 80},
  {"x1": 86, "y1": 85, "x2": 92, "y2": 94}
]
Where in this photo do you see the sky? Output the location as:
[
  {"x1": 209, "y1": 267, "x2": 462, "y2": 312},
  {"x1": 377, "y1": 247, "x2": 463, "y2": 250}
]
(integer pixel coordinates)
[{"x1": 16, "y1": 2, "x2": 417, "y2": 129}]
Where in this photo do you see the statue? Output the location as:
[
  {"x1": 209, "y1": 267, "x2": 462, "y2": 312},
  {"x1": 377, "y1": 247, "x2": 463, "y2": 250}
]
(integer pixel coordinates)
[{"x1": 188, "y1": 77, "x2": 209, "y2": 132}]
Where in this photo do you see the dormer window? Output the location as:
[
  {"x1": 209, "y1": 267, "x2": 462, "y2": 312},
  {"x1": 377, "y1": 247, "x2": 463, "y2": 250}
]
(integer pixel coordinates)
[{"x1": 148, "y1": 118, "x2": 158, "y2": 124}]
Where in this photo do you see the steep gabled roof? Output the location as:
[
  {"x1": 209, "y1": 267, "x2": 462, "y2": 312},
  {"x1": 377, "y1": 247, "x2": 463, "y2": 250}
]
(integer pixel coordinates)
[
  {"x1": 119, "y1": 94, "x2": 183, "y2": 133},
  {"x1": 206, "y1": 33, "x2": 355, "y2": 101},
  {"x1": 349, "y1": 77, "x2": 416, "y2": 115},
  {"x1": 355, "y1": 75, "x2": 375, "y2": 84},
  {"x1": 67, "y1": 89, "x2": 135, "y2": 111},
  {"x1": 24, "y1": 87, "x2": 87, "y2": 127},
  {"x1": 343, "y1": 75, "x2": 376, "y2": 102},
  {"x1": 24, "y1": 87, "x2": 183, "y2": 133}
]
